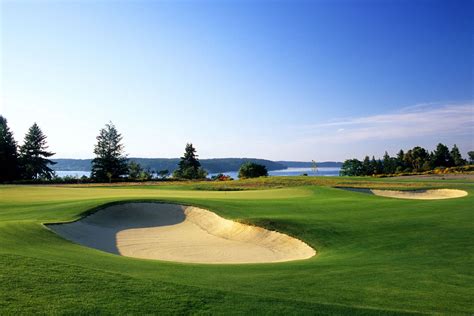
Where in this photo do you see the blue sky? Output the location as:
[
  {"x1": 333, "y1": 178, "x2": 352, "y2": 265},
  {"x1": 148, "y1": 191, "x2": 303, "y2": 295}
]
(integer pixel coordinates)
[{"x1": 1, "y1": 0, "x2": 472, "y2": 161}]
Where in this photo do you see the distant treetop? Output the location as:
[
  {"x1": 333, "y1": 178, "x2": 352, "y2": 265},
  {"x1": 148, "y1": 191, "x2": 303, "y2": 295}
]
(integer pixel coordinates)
[{"x1": 340, "y1": 143, "x2": 470, "y2": 176}]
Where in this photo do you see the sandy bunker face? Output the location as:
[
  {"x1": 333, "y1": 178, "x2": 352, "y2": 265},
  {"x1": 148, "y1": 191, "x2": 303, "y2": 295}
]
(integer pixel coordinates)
[
  {"x1": 47, "y1": 203, "x2": 315, "y2": 264},
  {"x1": 342, "y1": 188, "x2": 468, "y2": 200}
]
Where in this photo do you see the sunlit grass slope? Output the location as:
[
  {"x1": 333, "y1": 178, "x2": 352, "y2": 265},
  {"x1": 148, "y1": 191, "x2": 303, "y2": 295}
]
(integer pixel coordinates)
[{"x1": 0, "y1": 177, "x2": 473, "y2": 314}]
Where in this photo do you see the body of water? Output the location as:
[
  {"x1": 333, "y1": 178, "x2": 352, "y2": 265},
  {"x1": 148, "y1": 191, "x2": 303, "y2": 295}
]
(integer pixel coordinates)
[
  {"x1": 55, "y1": 167, "x2": 341, "y2": 179},
  {"x1": 209, "y1": 167, "x2": 341, "y2": 179},
  {"x1": 55, "y1": 170, "x2": 91, "y2": 178}
]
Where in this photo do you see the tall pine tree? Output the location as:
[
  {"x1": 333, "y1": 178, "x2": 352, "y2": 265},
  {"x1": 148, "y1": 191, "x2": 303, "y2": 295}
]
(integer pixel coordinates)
[
  {"x1": 450, "y1": 144, "x2": 465, "y2": 166},
  {"x1": 19, "y1": 123, "x2": 56, "y2": 180},
  {"x1": 361, "y1": 156, "x2": 371, "y2": 175},
  {"x1": 91, "y1": 122, "x2": 128, "y2": 182},
  {"x1": 173, "y1": 143, "x2": 207, "y2": 179},
  {"x1": 432, "y1": 143, "x2": 453, "y2": 168},
  {"x1": 382, "y1": 151, "x2": 397, "y2": 174},
  {"x1": 0, "y1": 115, "x2": 20, "y2": 182}
]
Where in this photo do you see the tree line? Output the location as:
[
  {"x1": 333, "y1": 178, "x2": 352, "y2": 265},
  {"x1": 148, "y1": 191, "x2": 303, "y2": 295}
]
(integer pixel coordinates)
[
  {"x1": 0, "y1": 116, "x2": 56, "y2": 182},
  {"x1": 6, "y1": 115, "x2": 469, "y2": 182},
  {"x1": 89, "y1": 122, "x2": 267, "y2": 181},
  {"x1": 340, "y1": 144, "x2": 474, "y2": 176},
  {"x1": 0, "y1": 117, "x2": 208, "y2": 182},
  {"x1": 1, "y1": 117, "x2": 269, "y2": 183}
]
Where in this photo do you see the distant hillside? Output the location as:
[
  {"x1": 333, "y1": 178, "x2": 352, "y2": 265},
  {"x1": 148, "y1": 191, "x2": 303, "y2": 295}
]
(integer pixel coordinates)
[
  {"x1": 52, "y1": 158, "x2": 286, "y2": 173},
  {"x1": 52, "y1": 159, "x2": 93, "y2": 171},
  {"x1": 277, "y1": 161, "x2": 343, "y2": 168},
  {"x1": 52, "y1": 158, "x2": 342, "y2": 173}
]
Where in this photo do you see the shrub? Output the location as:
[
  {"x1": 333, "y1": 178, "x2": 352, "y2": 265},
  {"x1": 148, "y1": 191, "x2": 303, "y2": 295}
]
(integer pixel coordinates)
[
  {"x1": 238, "y1": 162, "x2": 268, "y2": 179},
  {"x1": 211, "y1": 173, "x2": 233, "y2": 181}
]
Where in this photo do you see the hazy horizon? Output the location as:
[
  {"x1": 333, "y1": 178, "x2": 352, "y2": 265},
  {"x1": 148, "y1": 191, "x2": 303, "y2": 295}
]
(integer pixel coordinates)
[
  {"x1": 51, "y1": 157, "x2": 343, "y2": 163},
  {"x1": 1, "y1": 0, "x2": 472, "y2": 161}
]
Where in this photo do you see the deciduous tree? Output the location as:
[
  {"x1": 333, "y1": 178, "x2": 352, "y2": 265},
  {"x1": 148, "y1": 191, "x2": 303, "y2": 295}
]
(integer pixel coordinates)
[
  {"x1": 128, "y1": 161, "x2": 143, "y2": 180},
  {"x1": 157, "y1": 169, "x2": 170, "y2": 179},
  {"x1": 339, "y1": 159, "x2": 363, "y2": 176},
  {"x1": 468, "y1": 151, "x2": 474, "y2": 164},
  {"x1": 238, "y1": 162, "x2": 268, "y2": 178}
]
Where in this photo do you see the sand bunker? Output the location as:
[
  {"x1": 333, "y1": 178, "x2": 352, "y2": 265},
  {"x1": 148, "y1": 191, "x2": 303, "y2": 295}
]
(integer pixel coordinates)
[
  {"x1": 341, "y1": 188, "x2": 467, "y2": 200},
  {"x1": 47, "y1": 203, "x2": 315, "y2": 264},
  {"x1": 371, "y1": 188, "x2": 467, "y2": 200}
]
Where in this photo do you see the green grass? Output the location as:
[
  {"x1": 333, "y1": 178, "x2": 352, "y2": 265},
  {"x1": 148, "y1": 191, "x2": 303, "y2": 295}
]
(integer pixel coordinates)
[{"x1": 1, "y1": 177, "x2": 473, "y2": 314}]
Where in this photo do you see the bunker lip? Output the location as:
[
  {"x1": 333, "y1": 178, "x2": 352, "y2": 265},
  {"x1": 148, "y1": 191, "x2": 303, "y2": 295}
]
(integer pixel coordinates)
[
  {"x1": 338, "y1": 187, "x2": 468, "y2": 200},
  {"x1": 46, "y1": 202, "x2": 316, "y2": 264}
]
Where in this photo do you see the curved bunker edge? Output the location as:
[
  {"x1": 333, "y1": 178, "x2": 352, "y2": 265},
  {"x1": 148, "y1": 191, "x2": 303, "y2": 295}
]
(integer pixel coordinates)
[
  {"x1": 45, "y1": 201, "x2": 316, "y2": 264},
  {"x1": 336, "y1": 187, "x2": 468, "y2": 200}
]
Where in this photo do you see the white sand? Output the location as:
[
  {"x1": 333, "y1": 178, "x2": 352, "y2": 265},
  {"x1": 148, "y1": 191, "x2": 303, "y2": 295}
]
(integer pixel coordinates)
[
  {"x1": 370, "y1": 188, "x2": 468, "y2": 200},
  {"x1": 47, "y1": 203, "x2": 315, "y2": 264}
]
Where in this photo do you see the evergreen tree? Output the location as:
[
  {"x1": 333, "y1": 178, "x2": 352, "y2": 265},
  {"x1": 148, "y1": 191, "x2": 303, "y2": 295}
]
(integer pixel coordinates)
[
  {"x1": 396, "y1": 149, "x2": 405, "y2": 172},
  {"x1": 0, "y1": 115, "x2": 20, "y2": 182},
  {"x1": 382, "y1": 151, "x2": 390, "y2": 174},
  {"x1": 375, "y1": 159, "x2": 384, "y2": 174},
  {"x1": 432, "y1": 143, "x2": 453, "y2": 168},
  {"x1": 342, "y1": 144, "x2": 469, "y2": 176},
  {"x1": 370, "y1": 156, "x2": 378, "y2": 175},
  {"x1": 427, "y1": 151, "x2": 436, "y2": 169},
  {"x1": 382, "y1": 151, "x2": 397, "y2": 174},
  {"x1": 19, "y1": 123, "x2": 56, "y2": 180},
  {"x1": 450, "y1": 144, "x2": 465, "y2": 166},
  {"x1": 91, "y1": 122, "x2": 128, "y2": 182},
  {"x1": 362, "y1": 156, "x2": 371, "y2": 175},
  {"x1": 403, "y1": 150, "x2": 414, "y2": 172},
  {"x1": 173, "y1": 143, "x2": 207, "y2": 179}
]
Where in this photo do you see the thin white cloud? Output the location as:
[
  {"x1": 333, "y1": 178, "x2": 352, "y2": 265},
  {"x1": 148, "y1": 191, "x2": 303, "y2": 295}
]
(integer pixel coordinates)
[{"x1": 298, "y1": 103, "x2": 474, "y2": 144}]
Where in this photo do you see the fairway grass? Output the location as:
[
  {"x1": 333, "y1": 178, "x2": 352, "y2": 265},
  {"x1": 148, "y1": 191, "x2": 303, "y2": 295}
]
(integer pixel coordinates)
[{"x1": 1, "y1": 178, "x2": 473, "y2": 314}]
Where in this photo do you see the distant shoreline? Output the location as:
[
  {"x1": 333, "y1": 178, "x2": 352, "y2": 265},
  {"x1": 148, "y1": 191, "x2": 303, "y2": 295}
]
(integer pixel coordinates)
[
  {"x1": 51, "y1": 158, "x2": 343, "y2": 173},
  {"x1": 55, "y1": 167, "x2": 342, "y2": 178}
]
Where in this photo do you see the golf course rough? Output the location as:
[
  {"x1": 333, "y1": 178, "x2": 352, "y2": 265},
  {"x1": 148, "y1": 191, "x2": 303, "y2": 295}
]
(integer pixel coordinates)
[{"x1": 47, "y1": 202, "x2": 316, "y2": 264}]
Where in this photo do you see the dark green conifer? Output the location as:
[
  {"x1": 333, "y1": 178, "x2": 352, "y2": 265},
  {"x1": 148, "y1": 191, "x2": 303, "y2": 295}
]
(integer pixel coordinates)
[
  {"x1": 91, "y1": 122, "x2": 128, "y2": 182},
  {"x1": 19, "y1": 123, "x2": 56, "y2": 180},
  {"x1": 173, "y1": 143, "x2": 207, "y2": 179},
  {"x1": 0, "y1": 115, "x2": 20, "y2": 182}
]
